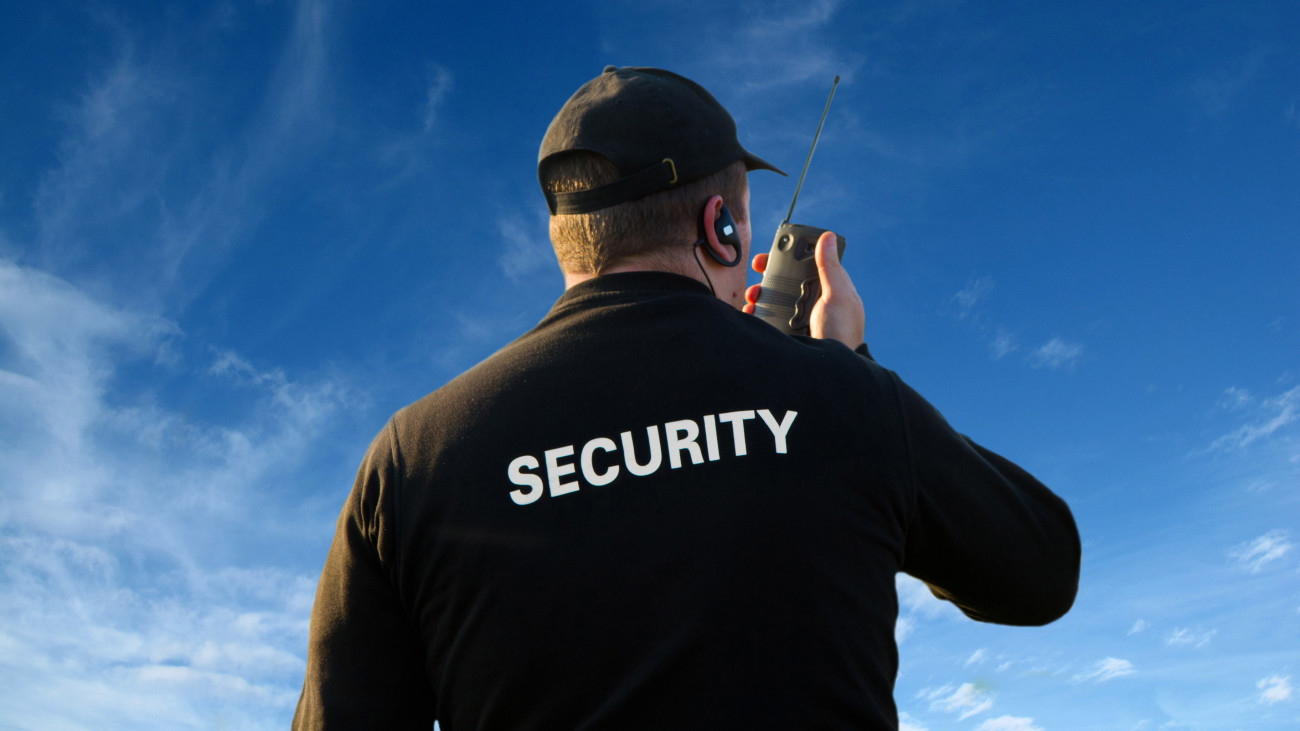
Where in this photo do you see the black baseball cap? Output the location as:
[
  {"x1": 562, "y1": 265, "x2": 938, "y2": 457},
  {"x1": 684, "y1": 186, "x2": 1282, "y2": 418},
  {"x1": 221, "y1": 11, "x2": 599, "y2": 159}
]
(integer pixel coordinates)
[{"x1": 539, "y1": 66, "x2": 786, "y2": 215}]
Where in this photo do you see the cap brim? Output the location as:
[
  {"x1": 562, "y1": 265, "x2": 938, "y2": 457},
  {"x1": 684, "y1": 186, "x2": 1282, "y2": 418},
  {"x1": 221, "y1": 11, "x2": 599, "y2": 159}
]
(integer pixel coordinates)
[{"x1": 743, "y1": 151, "x2": 787, "y2": 177}]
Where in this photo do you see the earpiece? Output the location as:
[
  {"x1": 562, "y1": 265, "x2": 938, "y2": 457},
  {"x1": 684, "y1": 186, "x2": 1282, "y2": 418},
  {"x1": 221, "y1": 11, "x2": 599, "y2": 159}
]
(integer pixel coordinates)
[{"x1": 700, "y1": 202, "x2": 742, "y2": 267}]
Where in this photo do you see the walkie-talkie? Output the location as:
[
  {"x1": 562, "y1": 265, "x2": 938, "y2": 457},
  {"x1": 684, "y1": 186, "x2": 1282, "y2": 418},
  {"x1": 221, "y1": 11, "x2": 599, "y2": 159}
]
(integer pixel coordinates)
[{"x1": 753, "y1": 76, "x2": 846, "y2": 336}]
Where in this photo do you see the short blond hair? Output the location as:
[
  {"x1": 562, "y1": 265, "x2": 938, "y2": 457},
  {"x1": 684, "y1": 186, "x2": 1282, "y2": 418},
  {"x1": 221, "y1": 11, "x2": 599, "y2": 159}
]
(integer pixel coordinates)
[{"x1": 541, "y1": 153, "x2": 748, "y2": 274}]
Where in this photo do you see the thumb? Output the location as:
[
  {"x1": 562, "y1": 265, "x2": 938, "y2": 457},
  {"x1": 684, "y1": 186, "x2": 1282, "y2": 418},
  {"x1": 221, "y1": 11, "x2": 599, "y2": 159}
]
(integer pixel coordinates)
[
  {"x1": 810, "y1": 230, "x2": 865, "y2": 348},
  {"x1": 814, "y1": 231, "x2": 847, "y2": 295}
]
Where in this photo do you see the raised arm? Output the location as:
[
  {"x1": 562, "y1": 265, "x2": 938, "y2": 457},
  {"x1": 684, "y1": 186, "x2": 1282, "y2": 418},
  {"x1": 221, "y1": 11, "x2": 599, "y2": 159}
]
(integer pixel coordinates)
[{"x1": 895, "y1": 380, "x2": 1080, "y2": 625}]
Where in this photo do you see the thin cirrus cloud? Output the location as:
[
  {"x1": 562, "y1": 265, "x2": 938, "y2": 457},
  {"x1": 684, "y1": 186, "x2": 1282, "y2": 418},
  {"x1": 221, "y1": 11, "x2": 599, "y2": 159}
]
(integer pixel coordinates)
[
  {"x1": 26, "y1": 0, "x2": 339, "y2": 314},
  {"x1": 921, "y1": 682, "x2": 995, "y2": 720},
  {"x1": 497, "y1": 213, "x2": 556, "y2": 282},
  {"x1": 732, "y1": 0, "x2": 848, "y2": 92},
  {"x1": 954, "y1": 277, "x2": 995, "y2": 318},
  {"x1": 0, "y1": 259, "x2": 356, "y2": 728},
  {"x1": 950, "y1": 279, "x2": 1082, "y2": 368},
  {"x1": 974, "y1": 716, "x2": 1045, "y2": 731},
  {"x1": 1073, "y1": 657, "x2": 1137, "y2": 683},
  {"x1": 1028, "y1": 337, "x2": 1084, "y2": 370},
  {"x1": 422, "y1": 64, "x2": 455, "y2": 133},
  {"x1": 1165, "y1": 628, "x2": 1218, "y2": 649},
  {"x1": 1229, "y1": 530, "x2": 1293, "y2": 573},
  {"x1": 1211, "y1": 385, "x2": 1300, "y2": 452}
]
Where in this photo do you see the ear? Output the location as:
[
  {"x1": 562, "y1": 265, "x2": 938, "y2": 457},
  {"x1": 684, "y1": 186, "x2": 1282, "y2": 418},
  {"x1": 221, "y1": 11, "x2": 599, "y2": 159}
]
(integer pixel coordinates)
[{"x1": 700, "y1": 195, "x2": 742, "y2": 267}]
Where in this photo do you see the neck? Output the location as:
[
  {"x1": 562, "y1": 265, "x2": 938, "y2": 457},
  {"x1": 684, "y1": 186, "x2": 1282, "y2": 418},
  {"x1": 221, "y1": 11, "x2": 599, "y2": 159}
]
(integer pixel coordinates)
[
  {"x1": 562, "y1": 260, "x2": 742, "y2": 309},
  {"x1": 562, "y1": 254, "x2": 703, "y2": 291}
]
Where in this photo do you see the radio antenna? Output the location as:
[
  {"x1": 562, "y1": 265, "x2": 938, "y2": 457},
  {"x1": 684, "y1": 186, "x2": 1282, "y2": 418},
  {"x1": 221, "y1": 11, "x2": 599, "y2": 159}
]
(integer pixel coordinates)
[{"x1": 783, "y1": 75, "x2": 840, "y2": 225}]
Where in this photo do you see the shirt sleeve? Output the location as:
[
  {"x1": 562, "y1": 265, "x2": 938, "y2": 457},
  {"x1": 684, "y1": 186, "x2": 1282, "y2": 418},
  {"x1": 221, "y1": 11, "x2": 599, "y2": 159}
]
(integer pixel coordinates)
[
  {"x1": 894, "y1": 377, "x2": 1081, "y2": 626},
  {"x1": 292, "y1": 422, "x2": 436, "y2": 729}
]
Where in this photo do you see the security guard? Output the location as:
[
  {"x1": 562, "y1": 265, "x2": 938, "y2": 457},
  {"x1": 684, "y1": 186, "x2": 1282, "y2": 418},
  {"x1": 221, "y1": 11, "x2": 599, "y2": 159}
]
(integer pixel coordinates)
[{"x1": 293, "y1": 66, "x2": 1080, "y2": 730}]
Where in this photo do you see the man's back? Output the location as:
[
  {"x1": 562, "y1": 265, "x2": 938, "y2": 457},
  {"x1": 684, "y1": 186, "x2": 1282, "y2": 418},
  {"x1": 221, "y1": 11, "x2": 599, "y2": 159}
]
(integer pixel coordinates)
[{"x1": 295, "y1": 272, "x2": 1078, "y2": 729}]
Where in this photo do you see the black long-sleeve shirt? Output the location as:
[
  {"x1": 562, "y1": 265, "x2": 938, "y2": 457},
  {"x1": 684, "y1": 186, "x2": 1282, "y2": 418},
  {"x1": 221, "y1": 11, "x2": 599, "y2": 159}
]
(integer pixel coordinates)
[{"x1": 294, "y1": 272, "x2": 1080, "y2": 730}]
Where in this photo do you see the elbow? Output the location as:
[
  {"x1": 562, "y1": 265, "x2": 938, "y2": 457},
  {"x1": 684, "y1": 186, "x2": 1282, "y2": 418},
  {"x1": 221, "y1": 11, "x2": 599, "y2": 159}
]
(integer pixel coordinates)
[
  {"x1": 1017, "y1": 576, "x2": 1078, "y2": 626},
  {"x1": 1011, "y1": 540, "x2": 1082, "y2": 626},
  {"x1": 949, "y1": 540, "x2": 1082, "y2": 627}
]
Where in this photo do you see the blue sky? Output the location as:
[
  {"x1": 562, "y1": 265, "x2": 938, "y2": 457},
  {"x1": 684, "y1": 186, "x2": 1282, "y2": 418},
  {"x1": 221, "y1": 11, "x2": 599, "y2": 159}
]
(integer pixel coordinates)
[{"x1": 1, "y1": 1, "x2": 1296, "y2": 728}]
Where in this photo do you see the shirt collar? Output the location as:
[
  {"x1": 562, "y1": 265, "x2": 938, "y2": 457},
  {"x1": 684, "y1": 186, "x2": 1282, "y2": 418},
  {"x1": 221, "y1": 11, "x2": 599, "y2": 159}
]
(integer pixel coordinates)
[{"x1": 551, "y1": 271, "x2": 713, "y2": 312}]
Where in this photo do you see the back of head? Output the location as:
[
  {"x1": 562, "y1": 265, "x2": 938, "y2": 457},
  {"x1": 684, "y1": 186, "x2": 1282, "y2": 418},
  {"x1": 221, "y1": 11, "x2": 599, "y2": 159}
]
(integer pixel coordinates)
[
  {"x1": 542, "y1": 155, "x2": 748, "y2": 274},
  {"x1": 538, "y1": 66, "x2": 785, "y2": 275}
]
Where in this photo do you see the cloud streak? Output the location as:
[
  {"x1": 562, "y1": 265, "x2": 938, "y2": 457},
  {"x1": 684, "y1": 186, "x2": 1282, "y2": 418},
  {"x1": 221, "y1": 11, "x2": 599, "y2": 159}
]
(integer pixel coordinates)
[
  {"x1": 1073, "y1": 657, "x2": 1136, "y2": 683},
  {"x1": 1211, "y1": 385, "x2": 1300, "y2": 451},
  {"x1": 1029, "y1": 337, "x2": 1084, "y2": 370},
  {"x1": 947, "y1": 280, "x2": 1082, "y2": 368},
  {"x1": 1165, "y1": 628, "x2": 1217, "y2": 649},
  {"x1": 954, "y1": 277, "x2": 994, "y2": 318},
  {"x1": 923, "y1": 683, "x2": 994, "y2": 720},
  {"x1": 1229, "y1": 530, "x2": 1293, "y2": 573},
  {"x1": 0, "y1": 259, "x2": 359, "y2": 728},
  {"x1": 26, "y1": 0, "x2": 343, "y2": 313},
  {"x1": 975, "y1": 717, "x2": 1043, "y2": 731},
  {"x1": 423, "y1": 64, "x2": 455, "y2": 132},
  {"x1": 497, "y1": 213, "x2": 555, "y2": 282}
]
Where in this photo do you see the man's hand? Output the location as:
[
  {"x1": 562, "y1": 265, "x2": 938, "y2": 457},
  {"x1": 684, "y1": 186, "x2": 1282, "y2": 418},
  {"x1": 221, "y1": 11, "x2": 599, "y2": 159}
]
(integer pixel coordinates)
[{"x1": 743, "y1": 230, "x2": 865, "y2": 349}]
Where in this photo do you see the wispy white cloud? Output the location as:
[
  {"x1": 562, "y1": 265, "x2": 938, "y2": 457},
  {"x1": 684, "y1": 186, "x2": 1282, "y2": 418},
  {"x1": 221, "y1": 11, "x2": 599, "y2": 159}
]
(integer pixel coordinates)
[
  {"x1": 374, "y1": 59, "x2": 455, "y2": 179},
  {"x1": 0, "y1": 536, "x2": 314, "y2": 730},
  {"x1": 1191, "y1": 47, "x2": 1272, "y2": 118},
  {"x1": 1073, "y1": 657, "x2": 1136, "y2": 683},
  {"x1": 894, "y1": 574, "x2": 960, "y2": 645},
  {"x1": 0, "y1": 260, "x2": 358, "y2": 728},
  {"x1": 990, "y1": 329, "x2": 1018, "y2": 360},
  {"x1": 422, "y1": 64, "x2": 455, "y2": 132},
  {"x1": 29, "y1": 0, "x2": 343, "y2": 312},
  {"x1": 975, "y1": 716, "x2": 1044, "y2": 731},
  {"x1": 0, "y1": 260, "x2": 177, "y2": 515},
  {"x1": 263, "y1": 0, "x2": 333, "y2": 138},
  {"x1": 33, "y1": 51, "x2": 172, "y2": 273},
  {"x1": 735, "y1": 0, "x2": 848, "y2": 91},
  {"x1": 947, "y1": 281, "x2": 1081, "y2": 367},
  {"x1": 1128, "y1": 619, "x2": 1149, "y2": 635},
  {"x1": 1257, "y1": 674, "x2": 1292, "y2": 705},
  {"x1": 895, "y1": 616, "x2": 915, "y2": 644},
  {"x1": 1165, "y1": 628, "x2": 1217, "y2": 649},
  {"x1": 922, "y1": 682, "x2": 994, "y2": 720},
  {"x1": 899, "y1": 711, "x2": 930, "y2": 731},
  {"x1": 967, "y1": 648, "x2": 987, "y2": 666},
  {"x1": 896, "y1": 574, "x2": 950, "y2": 616},
  {"x1": 744, "y1": 0, "x2": 842, "y2": 37},
  {"x1": 1029, "y1": 337, "x2": 1083, "y2": 370},
  {"x1": 954, "y1": 277, "x2": 994, "y2": 317},
  {"x1": 1228, "y1": 530, "x2": 1293, "y2": 573},
  {"x1": 1211, "y1": 385, "x2": 1300, "y2": 451},
  {"x1": 1217, "y1": 386, "x2": 1254, "y2": 411},
  {"x1": 498, "y1": 213, "x2": 555, "y2": 282}
]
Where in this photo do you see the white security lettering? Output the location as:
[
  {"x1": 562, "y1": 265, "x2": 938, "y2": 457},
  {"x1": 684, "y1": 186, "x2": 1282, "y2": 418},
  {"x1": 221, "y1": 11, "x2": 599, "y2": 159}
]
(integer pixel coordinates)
[
  {"x1": 717, "y1": 410, "x2": 756, "y2": 456},
  {"x1": 580, "y1": 437, "x2": 620, "y2": 486},
  {"x1": 702, "y1": 414, "x2": 720, "y2": 462},
  {"x1": 664, "y1": 419, "x2": 704, "y2": 469},
  {"x1": 620, "y1": 426, "x2": 662, "y2": 476},
  {"x1": 545, "y1": 445, "x2": 580, "y2": 497},
  {"x1": 508, "y1": 407, "x2": 797, "y2": 505},
  {"x1": 508, "y1": 455, "x2": 544, "y2": 505},
  {"x1": 757, "y1": 409, "x2": 798, "y2": 454}
]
